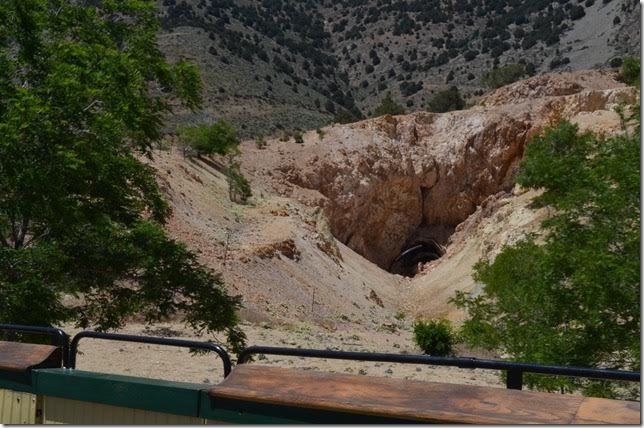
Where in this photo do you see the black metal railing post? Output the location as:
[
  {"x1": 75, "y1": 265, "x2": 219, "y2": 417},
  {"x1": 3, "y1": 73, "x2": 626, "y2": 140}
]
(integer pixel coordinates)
[
  {"x1": 69, "y1": 330, "x2": 232, "y2": 377},
  {"x1": 506, "y1": 369, "x2": 523, "y2": 390}
]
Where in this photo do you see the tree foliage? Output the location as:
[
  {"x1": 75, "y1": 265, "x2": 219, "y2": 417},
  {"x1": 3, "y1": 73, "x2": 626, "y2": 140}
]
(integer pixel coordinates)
[
  {"x1": 0, "y1": 0, "x2": 245, "y2": 353},
  {"x1": 179, "y1": 119, "x2": 240, "y2": 157},
  {"x1": 426, "y1": 86, "x2": 465, "y2": 113},
  {"x1": 620, "y1": 57, "x2": 640, "y2": 87},
  {"x1": 481, "y1": 63, "x2": 526, "y2": 89},
  {"x1": 452, "y1": 118, "x2": 640, "y2": 398},
  {"x1": 373, "y1": 93, "x2": 406, "y2": 116},
  {"x1": 226, "y1": 162, "x2": 252, "y2": 204},
  {"x1": 333, "y1": 109, "x2": 360, "y2": 124}
]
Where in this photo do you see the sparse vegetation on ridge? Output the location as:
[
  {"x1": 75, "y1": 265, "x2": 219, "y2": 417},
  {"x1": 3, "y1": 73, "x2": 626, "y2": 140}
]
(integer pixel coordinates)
[
  {"x1": 373, "y1": 93, "x2": 406, "y2": 116},
  {"x1": 481, "y1": 63, "x2": 528, "y2": 89},
  {"x1": 156, "y1": 0, "x2": 636, "y2": 138},
  {"x1": 426, "y1": 86, "x2": 465, "y2": 113}
]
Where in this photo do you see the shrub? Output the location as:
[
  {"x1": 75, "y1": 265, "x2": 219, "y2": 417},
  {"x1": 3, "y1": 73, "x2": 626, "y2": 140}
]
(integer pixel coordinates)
[
  {"x1": 179, "y1": 119, "x2": 239, "y2": 156},
  {"x1": 373, "y1": 93, "x2": 405, "y2": 116},
  {"x1": 569, "y1": 5, "x2": 586, "y2": 20},
  {"x1": 333, "y1": 109, "x2": 359, "y2": 124},
  {"x1": 413, "y1": 319, "x2": 457, "y2": 356},
  {"x1": 255, "y1": 136, "x2": 267, "y2": 149},
  {"x1": 481, "y1": 63, "x2": 526, "y2": 89},
  {"x1": 399, "y1": 81, "x2": 423, "y2": 97},
  {"x1": 609, "y1": 57, "x2": 623, "y2": 68},
  {"x1": 325, "y1": 99, "x2": 335, "y2": 114},
  {"x1": 549, "y1": 56, "x2": 570, "y2": 70},
  {"x1": 293, "y1": 132, "x2": 304, "y2": 144},
  {"x1": 226, "y1": 162, "x2": 252, "y2": 203},
  {"x1": 426, "y1": 86, "x2": 465, "y2": 113},
  {"x1": 620, "y1": 57, "x2": 640, "y2": 87},
  {"x1": 464, "y1": 50, "x2": 478, "y2": 61}
]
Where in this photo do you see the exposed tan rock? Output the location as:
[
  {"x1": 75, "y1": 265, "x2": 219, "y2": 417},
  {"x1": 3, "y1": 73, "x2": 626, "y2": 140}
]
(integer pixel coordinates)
[
  {"x1": 254, "y1": 239, "x2": 301, "y2": 261},
  {"x1": 479, "y1": 70, "x2": 626, "y2": 107},
  {"x1": 242, "y1": 70, "x2": 636, "y2": 272}
]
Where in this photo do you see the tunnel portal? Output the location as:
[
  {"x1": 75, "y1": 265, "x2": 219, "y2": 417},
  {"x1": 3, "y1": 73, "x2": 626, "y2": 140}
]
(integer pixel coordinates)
[{"x1": 389, "y1": 240, "x2": 444, "y2": 277}]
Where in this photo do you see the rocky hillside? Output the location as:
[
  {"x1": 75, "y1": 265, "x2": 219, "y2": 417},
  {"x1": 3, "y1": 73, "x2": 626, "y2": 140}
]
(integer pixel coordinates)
[
  {"x1": 150, "y1": 69, "x2": 636, "y2": 329},
  {"x1": 158, "y1": 0, "x2": 639, "y2": 138},
  {"x1": 79, "y1": 69, "x2": 636, "y2": 385}
]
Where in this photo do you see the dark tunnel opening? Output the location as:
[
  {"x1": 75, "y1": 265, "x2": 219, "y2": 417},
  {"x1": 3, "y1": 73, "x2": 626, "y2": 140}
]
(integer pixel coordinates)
[{"x1": 389, "y1": 240, "x2": 444, "y2": 277}]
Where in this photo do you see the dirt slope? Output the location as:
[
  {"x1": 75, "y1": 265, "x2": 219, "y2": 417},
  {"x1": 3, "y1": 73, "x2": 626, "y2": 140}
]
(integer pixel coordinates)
[{"x1": 151, "y1": 150, "x2": 404, "y2": 330}]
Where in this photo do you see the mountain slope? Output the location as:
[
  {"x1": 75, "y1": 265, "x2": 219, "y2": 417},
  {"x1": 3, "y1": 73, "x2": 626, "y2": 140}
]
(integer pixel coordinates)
[{"x1": 158, "y1": 0, "x2": 640, "y2": 138}]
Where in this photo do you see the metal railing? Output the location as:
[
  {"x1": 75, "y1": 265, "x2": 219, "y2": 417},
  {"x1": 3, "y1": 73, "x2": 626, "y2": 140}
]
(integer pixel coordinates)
[
  {"x1": 0, "y1": 324, "x2": 70, "y2": 367},
  {"x1": 237, "y1": 345, "x2": 641, "y2": 390},
  {"x1": 69, "y1": 331, "x2": 232, "y2": 377},
  {"x1": 0, "y1": 324, "x2": 638, "y2": 390}
]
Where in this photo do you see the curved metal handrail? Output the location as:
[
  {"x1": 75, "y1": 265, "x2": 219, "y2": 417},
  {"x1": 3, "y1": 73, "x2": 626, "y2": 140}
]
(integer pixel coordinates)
[{"x1": 69, "y1": 330, "x2": 232, "y2": 377}]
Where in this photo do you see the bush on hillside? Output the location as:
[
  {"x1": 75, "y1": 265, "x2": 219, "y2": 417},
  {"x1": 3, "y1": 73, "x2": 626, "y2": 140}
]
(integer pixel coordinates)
[
  {"x1": 333, "y1": 109, "x2": 359, "y2": 124},
  {"x1": 293, "y1": 132, "x2": 304, "y2": 144},
  {"x1": 373, "y1": 93, "x2": 406, "y2": 116},
  {"x1": 179, "y1": 119, "x2": 239, "y2": 156},
  {"x1": 413, "y1": 319, "x2": 458, "y2": 356},
  {"x1": 427, "y1": 86, "x2": 465, "y2": 113},
  {"x1": 226, "y1": 162, "x2": 252, "y2": 203},
  {"x1": 481, "y1": 63, "x2": 526, "y2": 89},
  {"x1": 620, "y1": 57, "x2": 640, "y2": 87}
]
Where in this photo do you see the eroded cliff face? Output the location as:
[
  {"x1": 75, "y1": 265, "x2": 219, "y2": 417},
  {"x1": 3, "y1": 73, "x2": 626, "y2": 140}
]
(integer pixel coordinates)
[
  {"x1": 242, "y1": 70, "x2": 636, "y2": 273},
  {"x1": 288, "y1": 111, "x2": 532, "y2": 270}
]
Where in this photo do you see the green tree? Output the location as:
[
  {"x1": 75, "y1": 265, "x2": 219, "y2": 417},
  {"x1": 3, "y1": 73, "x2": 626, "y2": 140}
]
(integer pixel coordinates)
[
  {"x1": 0, "y1": 0, "x2": 245, "y2": 353},
  {"x1": 481, "y1": 63, "x2": 526, "y2": 89},
  {"x1": 373, "y1": 93, "x2": 406, "y2": 116},
  {"x1": 179, "y1": 119, "x2": 240, "y2": 157},
  {"x1": 226, "y1": 162, "x2": 252, "y2": 204},
  {"x1": 427, "y1": 86, "x2": 465, "y2": 113},
  {"x1": 452, "y1": 119, "x2": 640, "y2": 397},
  {"x1": 620, "y1": 57, "x2": 640, "y2": 87},
  {"x1": 333, "y1": 109, "x2": 359, "y2": 124}
]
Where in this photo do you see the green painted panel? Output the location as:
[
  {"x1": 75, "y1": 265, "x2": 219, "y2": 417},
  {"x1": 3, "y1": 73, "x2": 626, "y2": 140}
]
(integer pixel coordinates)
[
  {"x1": 199, "y1": 392, "x2": 419, "y2": 424},
  {"x1": 34, "y1": 369, "x2": 207, "y2": 417},
  {"x1": 0, "y1": 371, "x2": 36, "y2": 394}
]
